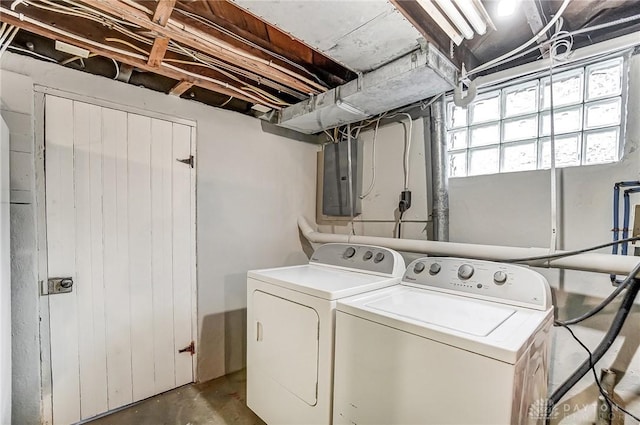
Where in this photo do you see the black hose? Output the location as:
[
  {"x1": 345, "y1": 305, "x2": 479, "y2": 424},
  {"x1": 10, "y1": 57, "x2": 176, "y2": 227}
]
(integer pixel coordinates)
[
  {"x1": 558, "y1": 261, "x2": 640, "y2": 326},
  {"x1": 547, "y1": 276, "x2": 640, "y2": 419}
]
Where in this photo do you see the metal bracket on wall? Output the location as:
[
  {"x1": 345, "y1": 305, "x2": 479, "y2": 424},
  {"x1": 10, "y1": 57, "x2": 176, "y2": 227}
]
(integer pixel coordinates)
[
  {"x1": 178, "y1": 341, "x2": 195, "y2": 356},
  {"x1": 176, "y1": 155, "x2": 194, "y2": 168}
]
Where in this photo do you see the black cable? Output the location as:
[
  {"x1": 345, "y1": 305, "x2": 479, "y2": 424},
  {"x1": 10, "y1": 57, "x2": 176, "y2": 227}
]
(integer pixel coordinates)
[
  {"x1": 397, "y1": 211, "x2": 404, "y2": 239},
  {"x1": 547, "y1": 276, "x2": 640, "y2": 417},
  {"x1": 504, "y1": 236, "x2": 640, "y2": 263},
  {"x1": 554, "y1": 322, "x2": 640, "y2": 422},
  {"x1": 557, "y1": 261, "x2": 640, "y2": 326}
]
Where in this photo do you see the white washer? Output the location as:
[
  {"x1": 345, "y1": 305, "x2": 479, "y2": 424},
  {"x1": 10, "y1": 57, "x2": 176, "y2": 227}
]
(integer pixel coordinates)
[
  {"x1": 333, "y1": 257, "x2": 553, "y2": 425},
  {"x1": 246, "y1": 243, "x2": 405, "y2": 425}
]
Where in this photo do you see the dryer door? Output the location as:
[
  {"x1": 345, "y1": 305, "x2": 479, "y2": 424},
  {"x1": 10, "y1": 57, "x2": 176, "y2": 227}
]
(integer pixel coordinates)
[{"x1": 253, "y1": 290, "x2": 319, "y2": 405}]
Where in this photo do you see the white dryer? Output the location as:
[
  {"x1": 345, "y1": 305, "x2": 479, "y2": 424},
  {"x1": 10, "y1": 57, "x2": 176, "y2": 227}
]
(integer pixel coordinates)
[
  {"x1": 246, "y1": 243, "x2": 405, "y2": 425},
  {"x1": 333, "y1": 257, "x2": 553, "y2": 425}
]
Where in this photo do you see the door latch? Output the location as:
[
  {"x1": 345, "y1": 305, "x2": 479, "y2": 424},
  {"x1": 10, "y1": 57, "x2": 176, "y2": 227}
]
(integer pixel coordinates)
[
  {"x1": 47, "y1": 277, "x2": 74, "y2": 295},
  {"x1": 178, "y1": 341, "x2": 195, "y2": 356}
]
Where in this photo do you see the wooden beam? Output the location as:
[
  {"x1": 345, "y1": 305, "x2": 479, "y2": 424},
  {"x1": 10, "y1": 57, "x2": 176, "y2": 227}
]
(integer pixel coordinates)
[
  {"x1": 152, "y1": 0, "x2": 176, "y2": 26},
  {"x1": 168, "y1": 80, "x2": 194, "y2": 96},
  {"x1": 77, "y1": 0, "x2": 323, "y2": 94},
  {"x1": 0, "y1": 8, "x2": 277, "y2": 107},
  {"x1": 147, "y1": 36, "x2": 169, "y2": 67}
]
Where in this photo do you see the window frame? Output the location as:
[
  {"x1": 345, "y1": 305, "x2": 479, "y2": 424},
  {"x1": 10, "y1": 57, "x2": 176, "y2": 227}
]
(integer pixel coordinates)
[{"x1": 445, "y1": 54, "x2": 630, "y2": 178}]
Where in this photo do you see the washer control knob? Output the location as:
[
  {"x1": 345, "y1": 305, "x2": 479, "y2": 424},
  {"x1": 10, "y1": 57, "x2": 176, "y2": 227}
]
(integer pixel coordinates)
[
  {"x1": 363, "y1": 251, "x2": 373, "y2": 261},
  {"x1": 413, "y1": 262, "x2": 426, "y2": 274},
  {"x1": 344, "y1": 247, "x2": 356, "y2": 258},
  {"x1": 493, "y1": 271, "x2": 508, "y2": 285},
  {"x1": 458, "y1": 264, "x2": 475, "y2": 280},
  {"x1": 374, "y1": 252, "x2": 385, "y2": 263},
  {"x1": 429, "y1": 263, "x2": 441, "y2": 275}
]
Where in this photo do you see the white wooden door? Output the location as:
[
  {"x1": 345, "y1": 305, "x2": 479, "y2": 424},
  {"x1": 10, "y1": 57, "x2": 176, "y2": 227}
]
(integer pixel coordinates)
[{"x1": 44, "y1": 95, "x2": 196, "y2": 425}]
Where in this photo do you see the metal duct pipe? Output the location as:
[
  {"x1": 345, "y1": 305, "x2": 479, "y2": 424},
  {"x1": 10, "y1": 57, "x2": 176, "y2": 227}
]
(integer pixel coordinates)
[
  {"x1": 298, "y1": 216, "x2": 640, "y2": 275},
  {"x1": 429, "y1": 97, "x2": 449, "y2": 241}
]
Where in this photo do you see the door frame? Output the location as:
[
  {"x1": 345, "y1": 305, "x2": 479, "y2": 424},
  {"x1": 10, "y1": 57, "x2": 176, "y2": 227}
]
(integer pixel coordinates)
[{"x1": 34, "y1": 87, "x2": 198, "y2": 425}]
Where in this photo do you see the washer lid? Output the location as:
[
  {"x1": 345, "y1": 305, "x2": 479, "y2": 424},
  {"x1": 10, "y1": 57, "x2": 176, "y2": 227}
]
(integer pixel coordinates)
[
  {"x1": 366, "y1": 290, "x2": 515, "y2": 337},
  {"x1": 248, "y1": 265, "x2": 401, "y2": 300},
  {"x1": 337, "y1": 286, "x2": 553, "y2": 364}
]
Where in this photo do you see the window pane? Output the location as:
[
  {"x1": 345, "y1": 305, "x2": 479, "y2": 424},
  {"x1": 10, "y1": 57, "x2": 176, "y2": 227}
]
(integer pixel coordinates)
[
  {"x1": 541, "y1": 71, "x2": 583, "y2": 110},
  {"x1": 503, "y1": 115, "x2": 537, "y2": 142},
  {"x1": 585, "y1": 128, "x2": 619, "y2": 164},
  {"x1": 586, "y1": 58, "x2": 622, "y2": 101},
  {"x1": 470, "y1": 123, "x2": 500, "y2": 147},
  {"x1": 585, "y1": 98, "x2": 621, "y2": 129},
  {"x1": 447, "y1": 102, "x2": 467, "y2": 129},
  {"x1": 470, "y1": 92, "x2": 500, "y2": 124},
  {"x1": 502, "y1": 141, "x2": 537, "y2": 172},
  {"x1": 540, "y1": 106, "x2": 582, "y2": 136},
  {"x1": 447, "y1": 129, "x2": 467, "y2": 150},
  {"x1": 504, "y1": 83, "x2": 537, "y2": 117},
  {"x1": 469, "y1": 147, "x2": 499, "y2": 176},
  {"x1": 539, "y1": 134, "x2": 581, "y2": 168},
  {"x1": 448, "y1": 151, "x2": 467, "y2": 177}
]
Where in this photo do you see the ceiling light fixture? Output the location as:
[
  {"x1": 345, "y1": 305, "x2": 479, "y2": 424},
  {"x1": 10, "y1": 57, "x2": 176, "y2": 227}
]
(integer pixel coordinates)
[
  {"x1": 415, "y1": 0, "x2": 464, "y2": 45},
  {"x1": 452, "y1": 0, "x2": 487, "y2": 35},
  {"x1": 434, "y1": 0, "x2": 475, "y2": 39}
]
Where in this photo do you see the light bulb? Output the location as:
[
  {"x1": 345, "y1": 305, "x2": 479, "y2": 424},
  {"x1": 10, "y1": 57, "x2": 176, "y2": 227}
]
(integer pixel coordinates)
[{"x1": 496, "y1": 0, "x2": 517, "y2": 17}]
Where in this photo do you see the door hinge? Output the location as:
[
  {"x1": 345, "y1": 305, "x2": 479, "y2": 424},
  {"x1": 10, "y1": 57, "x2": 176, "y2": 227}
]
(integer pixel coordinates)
[
  {"x1": 176, "y1": 155, "x2": 194, "y2": 168},
  {"x1": 178, "y1": 341, "x2": 195, "y2": 356}
]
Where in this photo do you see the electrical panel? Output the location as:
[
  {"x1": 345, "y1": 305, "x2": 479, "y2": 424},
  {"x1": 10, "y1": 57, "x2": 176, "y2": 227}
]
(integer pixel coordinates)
[{"x1": 321, "y1": 138, "x2": 362, "y2": 217}]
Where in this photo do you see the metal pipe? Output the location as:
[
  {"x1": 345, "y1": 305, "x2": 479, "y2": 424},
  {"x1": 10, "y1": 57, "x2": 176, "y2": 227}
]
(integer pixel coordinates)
[
  {"x1": 298, "y1": 216, "x2": 640, "y2": 275},
  {"x1": 622, "y1": 187, "x2": 640, "y2": 255},
  {"x1": 429, "y1": 97, "x2": 449, "y2": 242}
]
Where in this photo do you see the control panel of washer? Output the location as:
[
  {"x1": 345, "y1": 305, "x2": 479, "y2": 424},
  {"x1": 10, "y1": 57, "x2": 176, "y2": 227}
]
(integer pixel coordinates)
[
  {"x1": 309, "y1": 243, "x2": 405, "y2": 276},
  {"x1": 403, "y1": 257, "x2": 551, "y2": 310}
]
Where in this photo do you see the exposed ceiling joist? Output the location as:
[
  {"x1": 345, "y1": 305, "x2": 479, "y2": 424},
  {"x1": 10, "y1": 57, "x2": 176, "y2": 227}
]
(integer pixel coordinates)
[
  {"x1": 76, "y1": 0, "x2": 326, "y2": 95},
  {"x1": 0, "y1": 6, "x2": 280, "y2": 107},
  {"x1": 147, "y1": 36, "x2": 169, "y2": 68},
  {"x1": 168, "y1": 80, "x2": 194, "y2": 96},
  {"x1": 147, "y1": 1, "x2": 175, "y2": 67},
  {"x1": 152, "y1": 0, "x2": 176, "y2": 26}
]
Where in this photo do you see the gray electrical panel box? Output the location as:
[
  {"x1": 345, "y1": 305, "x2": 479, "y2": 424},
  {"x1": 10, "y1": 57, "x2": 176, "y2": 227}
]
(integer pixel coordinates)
[{"x1": 321, "y1": 138, "x2": 363, "y2": 217}]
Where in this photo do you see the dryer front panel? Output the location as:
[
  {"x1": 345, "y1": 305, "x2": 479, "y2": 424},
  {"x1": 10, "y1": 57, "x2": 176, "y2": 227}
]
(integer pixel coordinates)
[{"x1": 252, "y1": 290, "x2": 319, "y2": 406}]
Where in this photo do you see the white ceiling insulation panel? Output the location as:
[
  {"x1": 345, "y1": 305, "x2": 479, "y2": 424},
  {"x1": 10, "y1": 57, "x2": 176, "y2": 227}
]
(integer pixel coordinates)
[{"x1": 230, "y1": 0, "x2": 424, "y2": 72}]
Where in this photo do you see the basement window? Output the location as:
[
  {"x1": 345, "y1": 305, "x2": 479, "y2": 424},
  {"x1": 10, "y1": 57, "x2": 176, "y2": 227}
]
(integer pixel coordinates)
[{"x1": 446, "y1": 57, "x2": 626, "y2": 177}]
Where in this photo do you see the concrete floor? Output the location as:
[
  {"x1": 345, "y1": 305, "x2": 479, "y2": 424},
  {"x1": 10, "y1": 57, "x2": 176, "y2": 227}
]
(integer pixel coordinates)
[{"x1": 88, "y1": 370, "x2": 265, "y2": 425}]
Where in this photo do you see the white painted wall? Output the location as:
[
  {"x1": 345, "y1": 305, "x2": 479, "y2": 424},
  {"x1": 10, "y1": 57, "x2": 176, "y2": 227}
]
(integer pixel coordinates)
[
  {"x1": 1, "y1": 51, "x2": 317, "y2": 423},
  {"x1": 1, "y1": 115, "x2": 11, "y2": 425},
  {"x1": 348, "y1": 53, "x2": 640, "y2": 423}
]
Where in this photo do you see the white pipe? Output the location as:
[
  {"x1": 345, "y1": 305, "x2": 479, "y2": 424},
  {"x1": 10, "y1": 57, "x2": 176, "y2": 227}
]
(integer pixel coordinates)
[
  {"x1": 298, "y1": 216, "x2": 640, "y2": 275},
  {"x1": 473, "y1": 31, "x2": 640, "y2": 90}
]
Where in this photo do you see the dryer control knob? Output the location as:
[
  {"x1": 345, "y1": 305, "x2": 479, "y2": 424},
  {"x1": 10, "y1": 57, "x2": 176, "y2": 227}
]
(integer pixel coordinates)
[
  {"x1": 374, "y1": 252, "x2": 385, "y2": 263},
  {"x1": 429, "y1": 263, "x2": 441, "y2": 275},
  {"x1": 494, "y1": 271, "x2": 508, "y2": 285},
  {"x1": 344, "y1": 247, "x2": 356, "y2": 258},
  {"x1": 458, "y1": 264, "x2": 475, "y2": 280},
  {"x1": 363, "y1": 251, "x2": 373, "y2": 261},
  {"x1": 413, "y1": 262, "x2": 426, "y2": 274}
]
